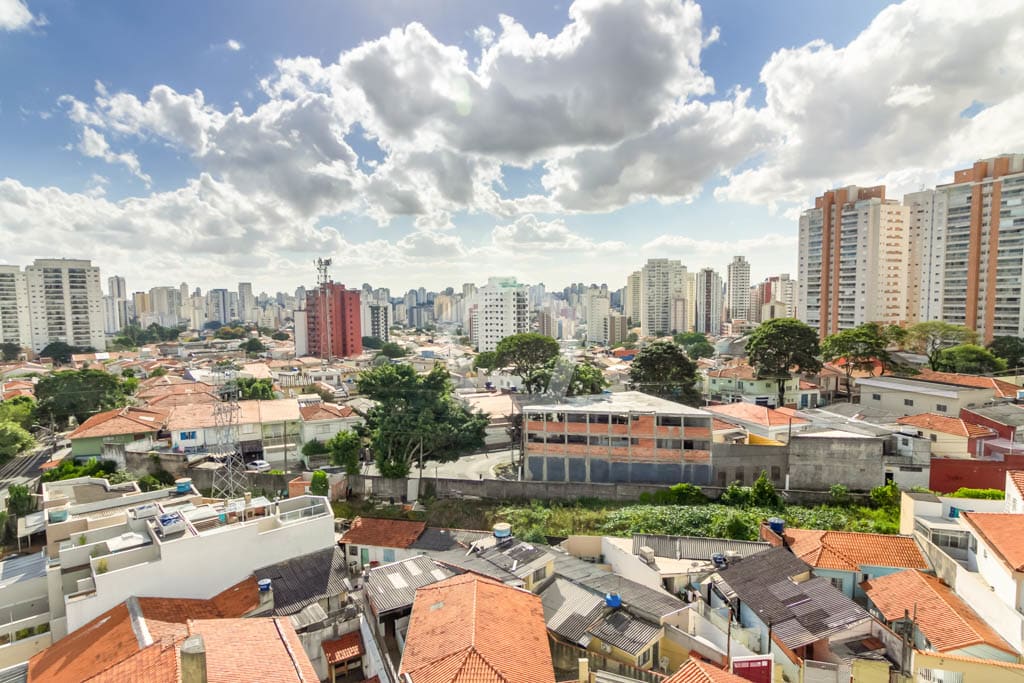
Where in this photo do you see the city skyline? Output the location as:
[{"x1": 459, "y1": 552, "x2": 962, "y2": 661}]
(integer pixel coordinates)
[{"x1": 2, "y1": 0, "x2": 1021, "y2": 291}]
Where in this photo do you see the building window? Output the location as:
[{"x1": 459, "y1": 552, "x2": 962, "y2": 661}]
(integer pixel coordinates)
[
  {"x1": 532, "y1": 567, "x2": 547, "y2": 583},
  {"x1": 382, "y1": 549, "x2": 395, "y2": 563},
  {"x1": 657, "y1": 416, "x2": 682, "y2": 427},
  {"x1": 930, "y1": 434, "x2": 937, "y2": 442},
  {"x1": 179, "y1": 431, "x2": 196, "y2": 440},
  {"x1": 904, "y1": 399, "x2": 914, "y2": 407},
  {"x1": 656, "y1": 439, "x2": 683, "y2": 450},
  {"x1": 871, "y1": 393, "x2": 881, "y2": 401},
  {"x1": 830, "y1": 577, "x2": 844, "y2": 591},
  {"x1": 348, "y1": 546, "x2": 358, "y2": 556},
  {"x1": 638, "y1": 647, "x2": 651, "y2": 667},
  {"x1": 771, "y1": 466, "x2": 781, "y2": 481},
  {"x1": 734, "y1": 468, "x2": 744, "y2": 484},
  {"x1": 935, "y1": 404, "x2": 947, "y2": 413}
]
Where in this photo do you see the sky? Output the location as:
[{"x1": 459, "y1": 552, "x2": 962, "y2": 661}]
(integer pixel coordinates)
[{"x1": 1, "y1": 0, "x2": 1022, "y2": 296}]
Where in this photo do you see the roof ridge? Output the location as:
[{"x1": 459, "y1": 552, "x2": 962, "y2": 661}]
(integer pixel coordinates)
[{"x1": 913, "y1": 571, "x2": 987, "y2": 648}]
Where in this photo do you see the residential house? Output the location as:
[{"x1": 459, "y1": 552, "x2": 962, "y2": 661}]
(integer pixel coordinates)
[
  {"x1": 398, "y1": 574, "x2": 556, "y2": 683},
  {"x1": 258, "y1": 397, "x2": 302, "y2": 454},
  {"x1": 705, "y1": 403, "x2": 811, "y2": 443},
  {"x1": 663, "y1": 656, "x2": 752, "y2": 683},
  {"x1": 66, "y1": 407, "x2": 167, "y2": 458},
  {"x1": 961, "y1": 404, "x2": 1024, "y2": 442},
  {"x1": 362, "y1": 555, "x2": 457, "y2": 644},
  {"x1": 857, "y1": 375, "x2": 1002, "y2": 418},
  {"x1": 702, "y1": 364, "x2": 820, "y2": 409},
  {"x1": 522, "y1": 391, "x2": 714, "y2": 484},
  {"x1": 862, "y1": 569, "x2": 1019, "y2": 662},
  {"x1": 1006, "y1": 471, "x2": 1024, "y2": 513},
  {"x1": 1, "y1": 379, "x2": 34, "y2": 401},
  {"x1": 896, "y1": 413, "x2": 995, "y2": 457},
  {"x1": 0, "y1": 553, "x2": 49, "y2": 666},
  {"x1": 299, "y1": 402, "x2": 362, "y2": 453},
  {"x1": 915, "y1": 370, "x2": 1020, "y2": 401},
  {"x1": 962, "y1": 512, "x2": 1024, "y2": 625},
  {"x1": 759, "y1": 524, "x2": 929, "y2": 600},
  {"x1": 166, "y1": 400, "x2": 263, "y2": 455},
  {"x1": 339, "y1": 517, "x2": 427, "y2": 570}
]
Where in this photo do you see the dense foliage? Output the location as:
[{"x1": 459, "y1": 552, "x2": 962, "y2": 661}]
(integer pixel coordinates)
[
  {"x1": 214, "y1": 326, "x2": 248, "y2": 340},
  {"x1": 36, "y1": 369, "x2": 127, "y2": 427},
  {"x1": 494, "y1": 333, "x2": 560, "y2": 392},
  {"x1": 310, "y1": 470, "x2": 329, "y2": 497},
  {"x1": 271, "y1": 331, "x2": 290, "y2": 341},
  {"x1": 529, "y1": 359, "x2": 608, "y2": 396},
  {"x1": 473, "y1": 351, "x2": 499, "y2": 370},
  {"x1": 0, "y1": 423, "x2": 34, "y2": 462},
  {"x1": 747, "y1": 318, "x2": 821, "y2": 408},
  {"x1": 673, "y1": 332, "x2": 715, "y2": 360},
  {"x1": 1, "y1": 342, "x2": 21, "y2": 361},
  {"x1": 362, "y1": 336, "x2": 383, "y2": 349},
  {"x1": 302, "y1": 439, "x2": 330, "y2": 457},
  {"x1": 933, "y1": 344, "x2": 1007, "y2": 374},
  {"x1": 0, "y1": 396, "x2": 36, "y2": 430},
  {"x1": 41, "y1": 458, "x2": 120, "y2": 482},
  {"x1": 821, "y1": 323, "x2": 892, "y2": 397},
  {"x1": 628, "y1": 341, "x2": 700, "y2": 405},
  {"x1": 236, "y1": 377, "x2": 275, "y2": 400},
  {"x1": 947, "y1": 487, "x2": 1004, "y2": 499},
  {"x1": 6, "y1": 485, "x2": 35, "y2": 517},
  {"x1": 906, "y1": 321, "x2": 978, "y2": 370},
  {"x1": 111, "y1": 323, "x2": 181, "y2": 348},
  {"x1": 241, "y1": 338, "x2": 267, "y2": 355},
  {"x1": 379, "y1": 342, "x2": 406, "y2": 359},
  {"x1": 327, "y1": 431, "x2": 361, "y2": 474},
  {"x1": 987, "y1": 336, "x2": 1024, "y2": 370},
  {"x1": 39, "y1": 342, "x2": 95, "y2": 365}
]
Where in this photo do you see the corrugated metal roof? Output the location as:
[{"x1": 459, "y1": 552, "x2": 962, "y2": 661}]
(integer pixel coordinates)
[
  {"x1": 587, "y1": 610, "x2": 662, "y2": 655},
  {"x1": 363, "y1": 555, "x2": 457, "y2": 615},
  {"x1": 0, "y1": 662, "x2": 27, "y2": 683},
  {"x1": 579, "y1": 573, "x2": 685, "y2": 622},
  {"x1": 0, "y1": 552, "x2": 46, "y2": 591},
  {"x1": 254, "y1": 547, "x2": 348, "y2": 616},
  {"x1": 632, "y1": 534, "x2": 771, "y2": 561},
  {"x1": 540, "y1": 577, "x2": 605, "y2": 644}
]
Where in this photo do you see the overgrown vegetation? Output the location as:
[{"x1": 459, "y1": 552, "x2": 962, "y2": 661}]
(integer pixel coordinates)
[
  {"x1": 41, "y1": 458, "x2": 120, "y2": 482},
  {"x1": 947, "y1": 487, "x2": 1004, "y2": 499}
]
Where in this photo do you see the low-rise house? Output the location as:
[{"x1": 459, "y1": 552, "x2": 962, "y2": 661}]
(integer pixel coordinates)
[
  {"x1": 1, "y1": 379, "x2": 35, "y2": 401},
  {"x1": 961, "y1": 404, "x2": 1024, "y2": 442},
  {"x1": 339, "y1": 517, "x2": 427, "y2": 570},
  {"x1": 522, "y1": 391, "x2": 714, "y2": 485},
  {"x1": 702, "y1": 364, "x2": 820, "y2": 409},
  {"x1": 896, "y1": 413, "x2": 996, "y2": 457},
  {"x1": 759, "y1": 523, "x2": 929, "y2": 600},
  {"x1": 399, "y1": 574, "x2": 555, "y2": 683},
  {"x1": 862, "y1": 569, "x2": 1019, "y2": 662},
  {"x1": 166, "y1": 400, "x2": 263, "y2": 455},
  {"x1": 362, "y1": 555, "x2": 457, "y2": 643},
  {"x1": 664, "y1": 656, "x2": 752, "y2": 683},
  {"x1": 858, "y1": 375, "x2": 1002, "y2": 418},
  {"x1": 705, "y1": 403, "x2": 811, "y2": 443},
  {"x1": 1006, "y1": 471, "x2": 1024, "y2": 513},
  {"x1": 915, "y1": 370, "x2": 1020, "y2": 401},
  {"x1": 299, "y1": 402, "x2": 362, "y2": 451},
  {"x1": 66, "y1": 406, "x2": 167, "y2": 458}
]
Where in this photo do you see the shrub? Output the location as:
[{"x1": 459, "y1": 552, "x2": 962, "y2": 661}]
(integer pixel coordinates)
[
  {"x1": 719, "y1": 482, "x2": 751, "y2": 507},
  {"x1": 869, "y1": 482, "x2": 901, "y2": 510},
  {"x1": 829, "y1": 484, "x2": 851, "y2": 506},
  {"x1": 948, "y1": 487, "x2": 1004, "y2": 500},
  {"x1": 310, "y1": 471, "x2": 329, "y2": 497},
  {"x1": 302, "y1": 439, "x2": 330, "y2": 457},
  {"x1": 750, "y1": 472, "x2": 781, "y2": 509}
]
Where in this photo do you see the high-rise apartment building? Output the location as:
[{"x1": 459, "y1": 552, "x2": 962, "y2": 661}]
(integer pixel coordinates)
[
  {"x1": 695, "y1": 268, "x2": 723, "y2": 335},
  {"x1": 0, "y1": 266, "x2": 31, "y2": 349},
  {"x1": 23, "y1": 258, "x2": 105, "y2": 352},
  {"x1": 608, "y1": 312, "x2": 629, "y2": 347},
  {"x1": 584, "y1": 287, "x2": 610, "y2": 344},
  {"x1": 750, "y1": 274, "x2": 796, "y2": 322},
  {"x1": 305, "y1": 282, "x2": 362, "y2": 359},
  {"x1": 238, "y1": 282, "x2": 256, "y2": 323},
  {"x1": 624, "y1": 271, "x2": 641, "y2": 326},
  {"x1": 639, "y1": 259, "x2": 685, "y2": 337},
  {"x1": 368, "y1": 304, "x2": 389, "y2": 342},
  {"x1": 797, "y1": 186, "x2": 909, "y2": 336},
  {"x1": 206, "y1": 289, "x2": 230, "y2": 325},
  {"x1": 474, "y1": 277, "x2": 528, "y2": 352},
  {"x1": 537, "y1": 309, "x2": 556, "y2": 339},
  {"x1": 725, "y1": 256, "x2": 751, "y2": 322}
]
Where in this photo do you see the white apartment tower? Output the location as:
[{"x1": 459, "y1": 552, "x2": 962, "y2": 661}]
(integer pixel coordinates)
[
  {"x1": 238, "y1": 282, "x2": 256, "y2": 323},
  {"x1": 726, "y1": 256, "x2": 751, "y2": 322},
  {"x1": 624, "y1": 271, "x2": 641, "y2": 326},
  {"x1": 695, "y1": 268, "x2": 724, "y2": 335},
  {"x1": 639, "y1": 258, "x2": 685, "y2": 337},
  {"x1": 0, "y1": 266, "x2": 31, "y2": 350},
  {"x1": 474, "y1": 277, "x2": 528, "y2": 352},
  {"x1": 585, "y1": 287, "x2": 611, "y2": 344},
  {"x1": 23, "y1": 258, "x2": 105, "y2": 352},
  {"x1": 797, "y1": 186, "x2": 909, "y2": 336},
  {"x1": 905, "y1": 189, "x2": 949, "y2": 324}
]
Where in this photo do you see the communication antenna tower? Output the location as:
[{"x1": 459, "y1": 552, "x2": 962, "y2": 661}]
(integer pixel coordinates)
[
  {"x1": 209, "y1": 370, "x2": 249, "y2": 499},
  {"x1": 316, "y1": 257, "x2": 333, "y2": 360}
]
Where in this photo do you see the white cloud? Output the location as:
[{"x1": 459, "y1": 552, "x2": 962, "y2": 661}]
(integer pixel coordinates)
[
  {"x1": 492, "y1": 214, "x2": 624, "y2": 252},
  {"x1": 472, "y1": 25, "x2": 495, "y2": 47},
  {"x1": 77, "y1": 128, "x2": 151, "y2": 186},
  {"x1": 225, "y1": 39, "x2": 243, "y2": 51},
  {"x1": 0, "y1": 0, "x2": 39, "y2": 31}
]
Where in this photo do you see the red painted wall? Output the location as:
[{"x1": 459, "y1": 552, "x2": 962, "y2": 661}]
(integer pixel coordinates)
[
  {"x1": 960, "y1": 408, "x2": 1018, "y2": 441},
  {"x1": 929, "y1": 453, "x2": 1024, "y2": 493}
]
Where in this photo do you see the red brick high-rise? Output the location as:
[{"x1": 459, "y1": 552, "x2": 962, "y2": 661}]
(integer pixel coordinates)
[{"x1": 305, "y1": 282, "x2": 362, "y2": 359}]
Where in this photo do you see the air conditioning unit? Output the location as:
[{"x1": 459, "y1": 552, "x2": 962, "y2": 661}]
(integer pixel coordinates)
[
  {"x1": 131, "y1": 504, "x2": 159, "y2": 520},
  {"x1": 638, "y1": 546, "x2": 656, "y2": 564}
]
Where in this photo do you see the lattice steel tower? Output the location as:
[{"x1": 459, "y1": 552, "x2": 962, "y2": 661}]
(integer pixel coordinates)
[{"x1": 209, "y1": 373, "x2": 249, "y2": 498}]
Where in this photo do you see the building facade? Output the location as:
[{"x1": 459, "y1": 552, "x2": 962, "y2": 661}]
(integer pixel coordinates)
[
  {"x1": 725, "y1": 256, "x2": 751, "y2": 322},
  {"x1": 695, "y1": 267, "x2": 723, "y2": 336},
  {"x1": 639, "y1": 259, "x2": 685, "y2": 337},
  {"x1": 305, "y1": 282, "x2": 362, "y2": 359},
  {"x1": 23, "y1": 259, "x2": 105, "y2": 353},
  {"x1": 474, "y1": 277, "x2": 528, "y2": 352},
  {"x1": 0, "y1": 266, "x2": 31, "y2": 350},
  {"x1": 585, "y1": 287, "x2": 610, "y2": 344}
]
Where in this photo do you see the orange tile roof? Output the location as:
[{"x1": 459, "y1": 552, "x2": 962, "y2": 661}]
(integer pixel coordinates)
[
  {"x1": 896, "y1": 413, "x2": 995, "y2": 439},
  {"x1": 707, "y1": 365, "x2": 758, "y2": 380},
  {"x1": 912, "y1": 650, "x2": 1024, "y2": 670},
  {"x1": 706, "y1": 403, "x2": 809, "y2": 428},
  {"x1": 190, "y1": 617, "x2": 320, "y2": 682},
  {"x1": 665, "y1": 657, "x2": 749, "y2": 683},
  {"x1": 68, "y1": 406, "x2": 168, "y2": 440},
  {"x1": 300, "y1": 403, "x2": 354, "y2": 421},
  {"x1": 712, "y1": 418, "x2": 742, "y2": 432},
  {"x1": 782, "y1": 528, "x2": 927, "y2": 572},
  {"x1": 1008, "y1": 471, "x2": 1024, "y2": 500},
  {"x1": 340, "y1": 516, "x2": 426, "y2": 549},
  {"x1": 323, "y1": 630, "x2": 364, "y2": 664},
  {"x1": 915, "y1": 370, "x2": 1019, "y2": 398},
  {"x1": 399, "y1": 574, "x2": 555, "y2": 683},
  {"x1": 862, "y1": 570, "x2": 1016, "y2": 655},
  {"x1": 145, "y1": 390, "x2": 221, "y2": 407},
  {"x1": 961, "y1": 512, "x2": 1024, "y2": 571}
]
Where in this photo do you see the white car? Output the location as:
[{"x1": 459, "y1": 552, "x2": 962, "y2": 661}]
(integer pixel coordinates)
[{"x1": 246, "y1": 459, "x2": 271, "y2": 473}]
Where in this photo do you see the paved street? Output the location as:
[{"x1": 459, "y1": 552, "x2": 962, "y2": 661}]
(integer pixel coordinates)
[{"x1": 0, "y1": 444, "x2": 65, "y2": 493}]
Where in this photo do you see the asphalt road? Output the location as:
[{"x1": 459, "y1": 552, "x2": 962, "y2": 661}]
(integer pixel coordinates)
[{"x1": 0, "y1": 444, "x2": 64, "y2": 493}]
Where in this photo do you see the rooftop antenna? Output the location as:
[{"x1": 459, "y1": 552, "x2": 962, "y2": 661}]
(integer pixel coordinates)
[
  {"x1": 315, "y1": 258, "x2": 333, "y2": 360},
  {"x1": 209, "y1": 368, "x2": 249, "y2": 499}
]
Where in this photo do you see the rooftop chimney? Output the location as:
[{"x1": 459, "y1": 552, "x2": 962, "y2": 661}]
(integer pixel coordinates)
[{"x1": 180, "y1": 634, "x2": 207, "y2": 683}]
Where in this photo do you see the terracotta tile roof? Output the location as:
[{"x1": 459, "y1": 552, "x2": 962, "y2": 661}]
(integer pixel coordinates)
[
  {"x1": 27, "y1": 603, "x2": 139, "y2": 683},
  {"x1": 961, "y1": 512, "x2": 1024, "y2": 571},
  {"x1": 340, "y1": 516, "x2": 426, "y2": 549},
  {"x1": 782, "y1": 528, "x2": 927, "y2": 572},
  {"x1": 145, "y1": 390, "x2": 221, "y2": 407},
  {"x1": 137, "y1": 380, "x2": 216, "y2": 399},
  {"x1": 88, "y1": 640, "x2": 180, "y2": 683},
  {"x1": 712, "y1": 418, "x2": 743, "y2": 432},
  {"x1": 915, "y1": 370, "x2": 1019, "y2": 398},
  {"x1": 190, "y1": 617, "x2": 320, "y2": 682},
  {"x1": 167, "y1": 401, "x2": 262, "y2": 430},
  {"x1": 68, "y1": 406, "x2": 168, "y2": 440},
  {"x1": 706, "y1": 365, "x2": 758, "y2": 380},
  {"x1": 399, "y1": 574, "x2": 555, "y2": 683},
  {"x1": 665, "y1": 657, "x2": 749, "y2": 683},
  {"x1": 896, "y1": 413, "x2": 995, "y2": 439},
  {"x1": 861, "y1": 570, "x2": 1016, "y2": 655},
  {"x1": 1008, "y1": 471, "x2": 1024, "y2": 500},
  {"x1": 706, "y1": 403, "x2": 809, "y2": 428},
  {"x1": 912, "y1": 650, "x2": 1024, "y2": 670},
  {"x1": 323, "y1": 630, "x2": 364, "y2": 664},
  {"x1": 300, "y1": 403, "x2": 354, "y2": 421}
]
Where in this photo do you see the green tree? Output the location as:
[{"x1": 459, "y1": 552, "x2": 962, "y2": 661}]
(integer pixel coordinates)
[
  {"x1": 820, "y1": 323, "x2": 890, "y2": 400},
  {"x1": 528, "y1": 359, "x2": 608, "y2": 396},
  {"x1": 626, "y1": 332, "x2": 639, "y2": 343},
  {"x1": 149, "y1": 367, "x2": 168, "y2": 378},
  {"x1": 987, "y1": 336, "x2": 1024, "y2": 370},
  {"x1": 6, "y1": 484, "x2": 34, "y2": 517},
  {"x1": 870, "y1": 482, "x2": 901, "y2": 510},
  {"x1": 750, "y1": 471, "x2": 782, "y2": 509},
  {"x1": 36, "y1": 369, "x2": 127, "y2": 427},
  {"x1": 746, "y1": 318, "x2": 822, "y2": 409},
  {"x1": 236, "y1": 377, "x2": 275, "y2": 400},
  {"x1": 0, "y1": 422, "x2": 34, "y2": 461},
  {"x1": 0, "y1": 396, "x2": 36, "y2": 430},
  {"x1": 379, "y1": 342, "x2": 406, "y2": 359},
  {"x1": 357, "y1": 364, "x2": 487, "y2": 477},
  {"x1": 494, "y1": 333, "x2": 560, "y2": 392},
  {"x1": 327, "y1": 430, "x2": 361, "y2": 474},
  {"x1": 934, "y1": 344, "x2": 1007, "y2": 374},
  {"x1": 214, "y1": 326, "x2": 248, "y2": 340},
  {"x1": 39, "y1": 342, "x2": 91, "y2": 365},
  {"x1": 271, "y1": 331, "x2": 289, "y2": 341},
  {"x1": 684, "y1": 339, "x2": 715, "y2": 360},
  {"x1": 629, "y1": 341, "x2": 700, "y2": 405},
  {"x1": 309, "y1": 470, "x2": 329, "y2": 497},
  {"x1": 122, "y1": 376, "x2": 139, "y2": 395},
  {"x1": 241, "y1": 338, "x2": 267, "y2": 355},
  {"x1": 473, "y1": 351, "x2": 499, "y2": 371},
  {"x1": 907, "y1": 321, "x2": 978, "y2": 370},
  {"x1": 1, "y1": 342, "x2": 20, "y2": 361},
  {"x1": 673, "y1": 332, "x2": 707, "y2": 346},
  {"x1": 361, "y1": 336, "x2": 384, "y2": 349},
  {"x1": 301, "y1": 439, "x2": 330, "y2": 457}
]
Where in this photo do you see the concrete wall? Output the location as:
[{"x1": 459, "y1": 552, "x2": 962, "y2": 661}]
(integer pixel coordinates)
[
  {"x1": 787, "y1": 435, "x2": 887, "y2": 491},
  {"x1": 709, "y1": 444, "x2": 788, "y2": 488},
  {"x1": 186, "y1": 468, "x2": 292, "y2": 496}
]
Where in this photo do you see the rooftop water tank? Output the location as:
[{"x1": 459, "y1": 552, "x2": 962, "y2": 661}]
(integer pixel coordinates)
[
  {"x1": 257, "y1": 578, "x2": 272, "y2": 593},
  {"x1": 768, "y1": 517, "x2": 785, "y2": 535},
  {"x1": 604, "y1": 593, "x2": 622, "y2": 609},
  {"x1": 175, "y1": 478, "x2": 192, "y2": 494},
  {"x1": 493, "y1": 523, "x2": 512, "y2": 539}
]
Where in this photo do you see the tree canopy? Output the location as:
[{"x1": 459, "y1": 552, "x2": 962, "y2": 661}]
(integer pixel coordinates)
[
  {"x1": 327, "y1": 430, "x2": 361, "y2": 474},
  {"x1": 35, "y1": 369, "x2": 127, "y2": 427},
  {"x1": 111, "y1": 323, "x2": 181, "y2": 348},
  {"x1": 494, "y1": 333, "x2": 560, "y2": 391},
  {"x1": 214, "y1": 326, "x2": 248, "y2": 340},
  {"x1": 361, "y1": 336, "x2": 384, "y2": 349},
  {"x1": 933, "y1": 344, "x2": 1007, "y2": 374},
  {"x1": 528, "y1": 359, "x2": 608, "y2": 397},
  {"x1": 357, "y1": 364, "x2": 487, "y2": 477},
  {"x1": 906, "y1": 321, "x2": 978, "y2": 370},
  {"x1": 309, "y1": 470, "x2": 329, "y2": 497},
  {"x1": 628, "y1": 341, "x2": 700, "y2": 406},
  {"x1": 241, "y1": 338, "x2": 267, "y2": 355},
  {"x1": 236, "y1": 377, "x2": 275, "y2": 400},
  {"x1": 0, "y1": 423, "x2": 34, "y2": 462},
  {"x1": 746, "y1": 318, "x2": 821, "y2": 409},
  {"x1": 39, "y1": 342, "x2": 94, "y2": 365},
  {"x1": 271, "y1": 331, "x2": 290, "y2": 341},
  {"x1": 379, "y1": 342, "x2": 406, "y2": 359},
  {"x1": 1, "y1": 342, "x2": 20, "y2": 361},
  {"x1": 0, "y1": 396, "x2": 36, "y2": 431},
  {"x1": 820, "y1": 323, "x2": 890, "y2": 399},
  {"x1": 988, "y1": 336, "x2": 1024, "y2": 370},
  {"x1": 473, "y1": 351, "x2": 499, "y2": 370},
  {"x1": 6, "y1": 484, "x2": 34, "y2": 517}
]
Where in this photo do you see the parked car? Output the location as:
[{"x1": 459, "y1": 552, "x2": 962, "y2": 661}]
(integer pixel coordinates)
[{"x1": 246, "y1": 459, "x2": 271, "y2": 473}]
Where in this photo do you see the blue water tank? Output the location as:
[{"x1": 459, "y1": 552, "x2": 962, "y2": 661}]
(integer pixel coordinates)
[
  {"x1": 768, "y1": 517, "x2": 786, "y2": 535},
  {"x1": 257, "y1": 578, "x2": 272, "y2": 593},
  {"x1": 604, "y1": 593, "x2": 622, "y2": 609},
  {"x1": 175, "y1": 478, "x2": 192, "y2": 494}
]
